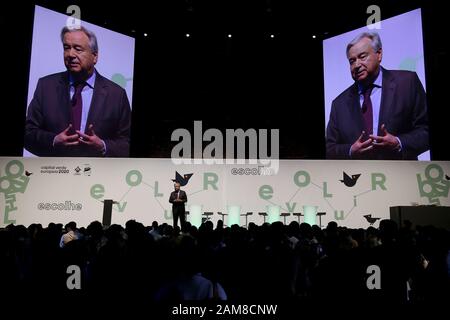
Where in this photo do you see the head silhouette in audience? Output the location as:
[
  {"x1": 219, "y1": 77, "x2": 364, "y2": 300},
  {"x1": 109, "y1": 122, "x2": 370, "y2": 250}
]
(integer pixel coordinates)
[{"x1": 1, "y1": 217, "x2": 448, "y2": 304}]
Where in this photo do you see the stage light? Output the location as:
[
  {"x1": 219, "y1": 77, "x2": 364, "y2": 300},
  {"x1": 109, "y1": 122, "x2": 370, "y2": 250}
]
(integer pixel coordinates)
[
  {"x1": 270, "y1": 34, "x2": 275, "y2": 38},
  {"x1": 186, "y1": 33, "x2": 190, "y2": 38},
  {"x1": 144, "y1": 33, "x2": 148, "y2": 37},
  {"x1": 312, "y1": 35, "x2": 316, "y2": 39},
  {"x1": 228, "y1": 34, "x2": 232, "y2": 38},
  {"x1": 303, "y1": 205, "x2": 318, "y2": 226}
]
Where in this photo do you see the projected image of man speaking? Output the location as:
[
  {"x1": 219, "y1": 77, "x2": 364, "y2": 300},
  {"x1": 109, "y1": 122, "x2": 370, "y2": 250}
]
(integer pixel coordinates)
[
  {"x1": 25, "y1": 26, "x2": 131, "y2": 157},
  {"x1": 326, "y1": 31, "x2": 429, "y2": 160}
]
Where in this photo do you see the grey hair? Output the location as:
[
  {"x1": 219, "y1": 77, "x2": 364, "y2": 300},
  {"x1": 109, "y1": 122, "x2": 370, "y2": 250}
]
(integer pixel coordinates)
[
  {"x1": 346, "y1": 31, "x2": 382, "y2": 57},
  {"x1": 61, "y1": 26, "x2": 98, "y2": 54}
]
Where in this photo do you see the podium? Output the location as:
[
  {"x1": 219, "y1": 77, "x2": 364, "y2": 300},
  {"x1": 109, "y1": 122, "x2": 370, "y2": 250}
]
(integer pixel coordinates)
[{"x1": 101, "y1": 199, "x2": 118, "y2": 227}]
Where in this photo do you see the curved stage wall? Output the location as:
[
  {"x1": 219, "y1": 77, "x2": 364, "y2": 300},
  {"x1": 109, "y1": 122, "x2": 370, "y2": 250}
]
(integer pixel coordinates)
[{"x1": 1, "y1": 157, "x2": 449, "y2": 228}]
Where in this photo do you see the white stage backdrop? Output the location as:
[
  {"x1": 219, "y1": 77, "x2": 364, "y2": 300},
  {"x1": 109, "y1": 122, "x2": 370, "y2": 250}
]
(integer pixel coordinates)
[{"x1": 1, "y1": 157, "x2": 449, "y2": 228}]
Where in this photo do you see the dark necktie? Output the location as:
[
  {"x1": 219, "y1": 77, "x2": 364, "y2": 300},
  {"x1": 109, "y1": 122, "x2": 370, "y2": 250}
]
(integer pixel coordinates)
[
  {"x1": 71, "y1": 82, "x2": 86, "y2": 132},
  {"x1": 361, "y1": 85, "x2": 374, "y2": 135}
]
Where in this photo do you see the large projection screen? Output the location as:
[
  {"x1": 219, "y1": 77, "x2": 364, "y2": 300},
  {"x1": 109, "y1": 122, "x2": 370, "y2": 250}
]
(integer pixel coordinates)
[
  {"x1": 24, "y1": 5, "x2": 135, "y2": 157},
  {"x1": 323, "y1": 8, "x2": 428, "y2": 160}
]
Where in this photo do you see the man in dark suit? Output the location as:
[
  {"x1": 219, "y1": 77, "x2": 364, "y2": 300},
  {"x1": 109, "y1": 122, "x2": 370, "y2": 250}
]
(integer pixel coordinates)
[
  {"x1": 326, "y1": 32, "x2": 429, "y2": 160},
  {"x1": 169, "y1": 182, "x2": 188, "y2": 229},
  {"x1": 25, "y1": 26, "x2": 131, "y2": 157}
]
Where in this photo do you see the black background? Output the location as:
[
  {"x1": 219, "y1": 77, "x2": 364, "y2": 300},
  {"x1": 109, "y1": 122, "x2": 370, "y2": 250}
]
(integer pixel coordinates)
[{"x1": 1, "y1": 0, "x2": 448, "y2": 160}]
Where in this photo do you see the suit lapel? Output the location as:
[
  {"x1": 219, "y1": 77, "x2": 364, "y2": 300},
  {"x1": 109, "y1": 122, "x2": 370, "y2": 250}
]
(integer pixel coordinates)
[
  {"x1": 86, "y1": 72, "x2": 108, "y2": 132},
  {"x1": 379, "y1": 68, "x2": 396, "y2": 135},
  {"x1": 58, "y1": 72, "x2": 71, "y2": 124}
]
